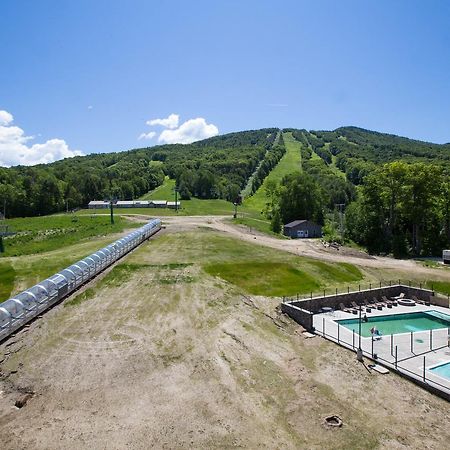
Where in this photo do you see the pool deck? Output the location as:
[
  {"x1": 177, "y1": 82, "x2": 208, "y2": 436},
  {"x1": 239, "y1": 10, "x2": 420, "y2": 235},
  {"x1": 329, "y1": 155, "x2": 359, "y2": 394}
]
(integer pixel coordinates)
[{"x1": 313, "y1": 303, "x2": 450, "y2": 400}]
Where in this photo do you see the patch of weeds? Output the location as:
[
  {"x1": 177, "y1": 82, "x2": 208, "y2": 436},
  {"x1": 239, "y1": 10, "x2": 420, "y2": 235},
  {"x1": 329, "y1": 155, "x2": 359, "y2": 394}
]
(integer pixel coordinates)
[
  {"x1": 0, "y1": 261, "x2": 16, "y2": 299},
  {"x1": 157, "y1": 275, "x2": 196, "y2": 285},
  {"x1": 65, "y1": 288, "x2": 95, "y2": 307}
]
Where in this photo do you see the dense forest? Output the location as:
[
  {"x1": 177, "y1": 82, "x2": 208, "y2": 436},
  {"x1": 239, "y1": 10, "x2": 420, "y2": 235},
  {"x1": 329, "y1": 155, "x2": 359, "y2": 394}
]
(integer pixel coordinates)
[
  {"x1": 0, "y1": 129, "x2": 278, "y2": 217},
  {"x1": 1, "y1": 124, "x2": 449, "y2": 256},
  {"x1": 267, "y1": 127, "x2": 450, "y2": 257}
]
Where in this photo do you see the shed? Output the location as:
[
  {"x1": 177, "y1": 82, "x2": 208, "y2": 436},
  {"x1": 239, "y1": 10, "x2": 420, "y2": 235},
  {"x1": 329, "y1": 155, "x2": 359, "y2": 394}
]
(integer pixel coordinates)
[
  {"x1": 88, "y1": 200, "x2": 109, "y2": 209},
  {"x1": 283, "y1": 220, "x2": 322, "y2": 239}
]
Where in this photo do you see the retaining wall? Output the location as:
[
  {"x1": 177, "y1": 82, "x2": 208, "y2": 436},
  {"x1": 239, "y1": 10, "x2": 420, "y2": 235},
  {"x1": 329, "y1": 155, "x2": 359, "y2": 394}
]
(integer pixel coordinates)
[{"x1": 282, "y1": 285, "x2": 443, "y2": 331}]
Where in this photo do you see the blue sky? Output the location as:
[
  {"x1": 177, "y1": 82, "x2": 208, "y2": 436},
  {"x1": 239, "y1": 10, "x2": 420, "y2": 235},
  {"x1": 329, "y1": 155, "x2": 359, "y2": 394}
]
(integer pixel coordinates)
[{"x1": 1, "y1": 0, "x2": 449, "y2": 165}]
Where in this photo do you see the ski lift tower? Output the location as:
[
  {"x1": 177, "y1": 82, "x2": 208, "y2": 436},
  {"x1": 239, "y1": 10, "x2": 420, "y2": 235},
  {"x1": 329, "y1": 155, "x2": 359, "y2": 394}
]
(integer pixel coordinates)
[{"x1": 0, "y1": 224, "x2": 15, "y2": 253}]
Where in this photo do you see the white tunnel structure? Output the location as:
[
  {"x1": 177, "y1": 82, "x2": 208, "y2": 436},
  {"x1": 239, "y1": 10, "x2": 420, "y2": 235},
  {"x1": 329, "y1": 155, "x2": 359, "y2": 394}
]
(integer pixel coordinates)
[{"x1": 0, "y1": 218, "x2": 161, "y2": 341}]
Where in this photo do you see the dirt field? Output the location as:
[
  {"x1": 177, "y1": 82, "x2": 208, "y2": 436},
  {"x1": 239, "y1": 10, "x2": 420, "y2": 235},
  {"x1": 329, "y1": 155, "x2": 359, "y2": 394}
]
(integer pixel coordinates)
[{"x1": 0, "y1": 220, "x2": 449, "y2": 449}]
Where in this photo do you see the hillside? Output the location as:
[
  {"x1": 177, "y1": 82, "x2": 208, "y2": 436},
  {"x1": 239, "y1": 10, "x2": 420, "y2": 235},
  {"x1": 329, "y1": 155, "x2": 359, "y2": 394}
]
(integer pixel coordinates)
[{"x1": 0, "y1": 126, "x2": 449, "y2": 223}]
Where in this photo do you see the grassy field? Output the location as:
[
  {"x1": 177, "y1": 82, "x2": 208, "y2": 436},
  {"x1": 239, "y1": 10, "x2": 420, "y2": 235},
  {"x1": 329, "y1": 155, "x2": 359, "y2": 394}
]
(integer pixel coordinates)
[
  {"x1": 0, "y1": 215, "x2": 141, "y2": 300},
  {"x1": 243, "y1": 132, "x2": 302, "y2": 212},
  {"x1": 128, "y1": 228, "x2": 364, "y2": 297},
  {"x1": 1, "y1": 215, "x2": 138, "y2": 257}
]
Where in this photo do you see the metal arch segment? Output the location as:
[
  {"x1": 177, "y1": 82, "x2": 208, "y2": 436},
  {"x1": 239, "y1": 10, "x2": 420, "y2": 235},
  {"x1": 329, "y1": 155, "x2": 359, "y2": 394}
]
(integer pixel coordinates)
[
  {"x1": 0, "y1": 307, "x2": 12, "y2": 318},
  {"x1": 36, "y1": 284, "x2": 49, "y2": 295},
  {"x1": 23, "y1": 290, "x2": 39, "y2": 304},
  {"x1": 61, "y1": 268, "x2": 76, "y2": 279}
]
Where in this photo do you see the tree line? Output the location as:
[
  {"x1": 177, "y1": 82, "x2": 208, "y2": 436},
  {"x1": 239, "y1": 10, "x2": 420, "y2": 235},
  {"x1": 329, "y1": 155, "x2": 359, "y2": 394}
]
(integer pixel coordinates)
[{"x1": 0, "y1": 128, "x2": 278, "y2": 217}]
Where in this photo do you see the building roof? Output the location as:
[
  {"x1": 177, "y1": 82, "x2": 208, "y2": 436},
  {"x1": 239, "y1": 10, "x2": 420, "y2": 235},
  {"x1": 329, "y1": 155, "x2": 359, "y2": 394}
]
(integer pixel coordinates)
[
  {"x1": 116, "y1": 200, "x2": 135, "y2": 205},
  {"x1": 167, "y1": 201, "x2": 181, "y2": 206},
  {"x1": 151, "y1": 200, "x2": 167, "y2": 205},
  {"x1": 284, "y1": 219, "x2": 317, "y2": 228},
  {"x1": 88, "y1": 200, "x2": 109, "y2": 205}
]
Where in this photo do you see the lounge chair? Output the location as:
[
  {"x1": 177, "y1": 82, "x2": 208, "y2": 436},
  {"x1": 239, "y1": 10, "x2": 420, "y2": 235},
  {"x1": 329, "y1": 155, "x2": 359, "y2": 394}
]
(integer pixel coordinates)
[
  {"x1": 339, "y1": 303, "x2": 354, "y2": 314},
  {"x1": 372, "y1": 297, "x2": 384, "y2": 310},
  {"x1": 391, "y1": 292, "x2": 405, "y2": 301},
  {"x1": 382, "y1": 295, "x2": 397, "y2": 306},
  {"x1": 351, "y1": 301, "x2": 363, "y2": 311},
  {"x1": 412, "y1": 295, "x2": 430, "y2": 306},
  {"x1": 362, "y1": 299, "x2": 372, "y2": 313}
]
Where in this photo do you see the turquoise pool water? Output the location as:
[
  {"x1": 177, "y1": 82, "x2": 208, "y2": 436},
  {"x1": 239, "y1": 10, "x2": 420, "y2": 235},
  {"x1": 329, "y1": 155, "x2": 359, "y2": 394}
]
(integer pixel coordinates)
[
  {"x1": 429, "y1": 362, "x2": 450, "y2": 380},
  {"x1": 337, "y1": 311, "x2": 450, "y2": 337}
]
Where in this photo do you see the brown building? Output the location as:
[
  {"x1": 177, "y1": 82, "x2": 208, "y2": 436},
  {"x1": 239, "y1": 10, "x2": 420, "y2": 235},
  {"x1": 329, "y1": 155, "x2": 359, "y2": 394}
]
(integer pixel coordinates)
[{"x1": 283, "y1": 220, "x2": 322, "y2": 238}]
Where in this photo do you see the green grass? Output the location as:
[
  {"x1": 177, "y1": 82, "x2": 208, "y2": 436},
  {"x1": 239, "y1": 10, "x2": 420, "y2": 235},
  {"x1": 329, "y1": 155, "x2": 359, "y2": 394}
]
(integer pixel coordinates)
[
  {"x1": 0, "y1": 261, "x2": 16, "y2": 299},
  {"x1": 204, "y1": 262, "x2": 320, "y2": 296},
  {"x1": 127, "y1": 228, "x2": 367, "y2": 297},
  {"x1": 244, "y1": 132, "x2": 302, "y2": 212},
  {"x1": 140, "y1": 176, "x2": 176, "y2": 200},
  {"x1": 426, "y1": 280, "x2": 450, "y2": 296},
  {"x1": 231, "y1": 217, "x2": 283, "y2": 237},
  {"x1": 1, "y1": 215, "x2": 138, "y2": 257},
  {"x1": 309, "y1": 261, "x2": 363, "y2": 283}
]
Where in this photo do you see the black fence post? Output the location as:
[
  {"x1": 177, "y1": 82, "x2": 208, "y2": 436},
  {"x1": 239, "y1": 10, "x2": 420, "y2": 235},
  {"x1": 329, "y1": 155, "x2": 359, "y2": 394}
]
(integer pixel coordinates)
[
  {"x1": 323, "y1": 289, "x2": 326, "y2": 297},
  {"x1": 395, "y1": 346, "x2": 398, "y2": 369},
  {"x1": 337, "y1": 324, "x2": 340, "y2": 343},
  {"x1": 358, "y1": 284, "x2": 360, "y2": 292},
  {"x1": 410, "y1": 331, "x2": 413, "y2": 353},
  {"x1": 371, "y1": 335, "x2": 374, "y2": 357},
  {"x1": 430, "y1": 329, "x2": 433, "y2": 350},
  {"x1": 379, "y1": 281, "x2": 382, "y2": 288},
  {"x1": 369, "y1": 283, "x2": 371, "y2": 290},
  {"x1": 323, "y1": 317, "x2": 325, "y2": 337},
  {"x1": 335, "y1": 288, "x2": 337, "y2": 296},
  {"x1": 423, "y1": 356, "x2": 426, "y2": 382},
  {"x1": 390, "y1": 334, "x2": 393, "y2": 356},
  {"x1": 352, "y1": 330, "x2": 355, "y2": 349},
  {"x1": 347, "y1": 286, "x2": 350, "y2": 294}
]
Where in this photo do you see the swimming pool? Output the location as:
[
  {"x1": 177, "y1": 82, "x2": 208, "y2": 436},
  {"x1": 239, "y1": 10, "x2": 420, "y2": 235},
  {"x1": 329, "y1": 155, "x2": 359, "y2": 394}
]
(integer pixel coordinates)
[
  {"x1": 337, "y1": 311, "x2": 450, "y2": 337},
  {"x1": 429, "y1": 362, "x2": 450, "y2": 381}
]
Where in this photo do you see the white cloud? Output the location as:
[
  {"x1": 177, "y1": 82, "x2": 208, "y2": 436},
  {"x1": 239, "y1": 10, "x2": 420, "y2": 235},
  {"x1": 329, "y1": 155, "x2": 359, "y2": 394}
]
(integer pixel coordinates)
[
  {"x1": 138, "y1": 131, "x2": 156, "y2": 140},
  {"x1": 0, "y1": 110, "x2": 83, "y2": 167},
  {"x1": 87, "y1": 105, "x2": 93, "y2": 110},
  {"x1": 0, "y1": 110, "x2": 13, "y2": 125},
  {"x1": 146, "y1": 113, "x2": 179, "y2": 129},
  {"x1": 158, "y1": 117, "x2": 219, "y2": 144}
]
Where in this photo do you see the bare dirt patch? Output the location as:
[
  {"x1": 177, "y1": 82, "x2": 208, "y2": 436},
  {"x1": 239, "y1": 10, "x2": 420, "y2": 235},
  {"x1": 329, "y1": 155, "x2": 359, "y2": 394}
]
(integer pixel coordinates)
[{"x1": 0, "y1": 226, "x2": 449, "y2": 449}]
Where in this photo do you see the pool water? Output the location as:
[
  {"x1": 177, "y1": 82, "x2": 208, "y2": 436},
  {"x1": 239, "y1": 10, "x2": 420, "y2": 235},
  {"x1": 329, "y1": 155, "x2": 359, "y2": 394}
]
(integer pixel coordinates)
[
  {"x1": 337, "y1": 311, "x2": 450, "y2": 337},
  {"x1": 429, "y1": 362, "x2": 450, "y2": 380}
]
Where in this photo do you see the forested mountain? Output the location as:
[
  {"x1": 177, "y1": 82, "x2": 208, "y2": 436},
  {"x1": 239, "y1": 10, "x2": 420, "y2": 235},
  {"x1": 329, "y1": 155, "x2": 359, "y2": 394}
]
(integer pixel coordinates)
[
  {"x1": 0, "y1": 128, "x2": 278, "y2": 217},
  {"x1": 1, "y1": 124, "x2": 449, "y2": 256},
  {"x1": 271, "y1": 127, "x2": 450, "y2": 257}
]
